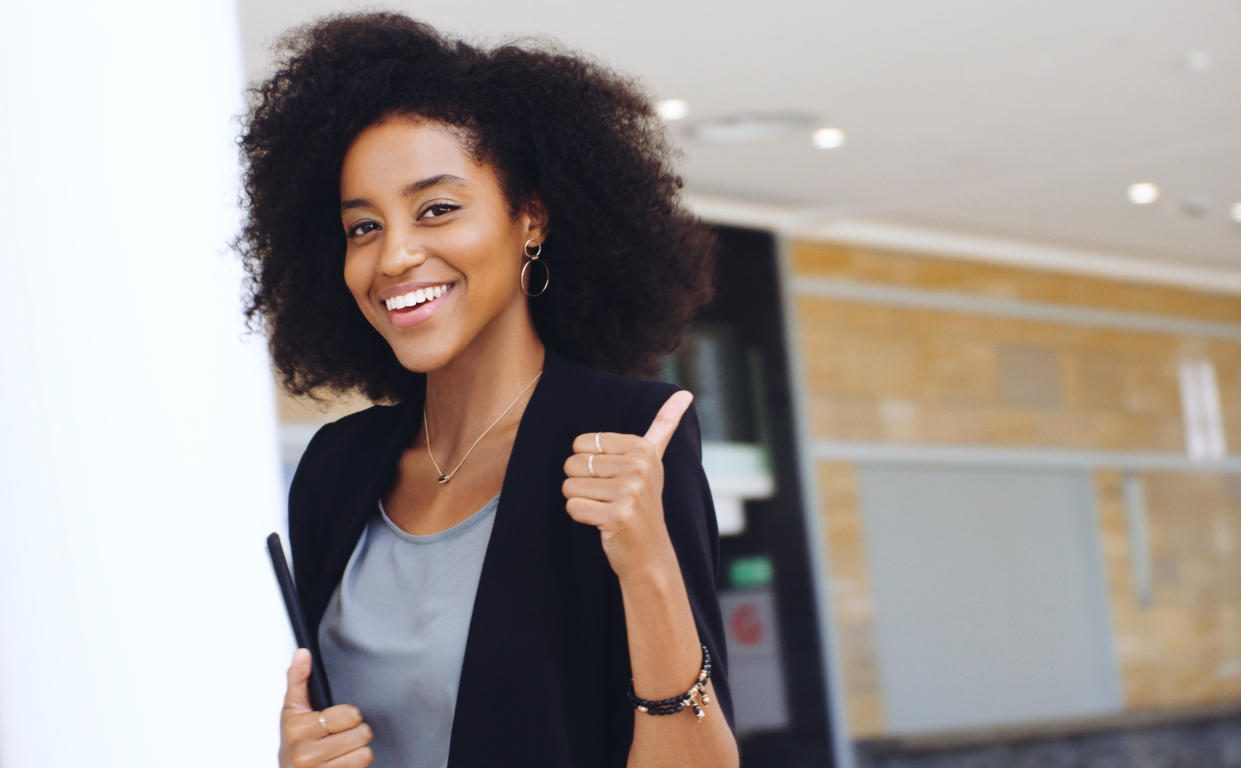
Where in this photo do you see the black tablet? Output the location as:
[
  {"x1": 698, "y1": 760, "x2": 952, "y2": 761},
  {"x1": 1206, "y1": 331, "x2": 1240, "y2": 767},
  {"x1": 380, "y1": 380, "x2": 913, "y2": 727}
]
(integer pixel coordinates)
[{"x1": 267, "y1": 533, "x2": 334, "y2": 710}]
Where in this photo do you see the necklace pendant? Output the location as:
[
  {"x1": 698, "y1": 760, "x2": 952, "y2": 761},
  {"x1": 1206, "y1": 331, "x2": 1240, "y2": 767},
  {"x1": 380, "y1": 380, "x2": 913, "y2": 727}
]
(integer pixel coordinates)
[{"x1": 423, "y1": 369, "x2": 542, "y2": 487}]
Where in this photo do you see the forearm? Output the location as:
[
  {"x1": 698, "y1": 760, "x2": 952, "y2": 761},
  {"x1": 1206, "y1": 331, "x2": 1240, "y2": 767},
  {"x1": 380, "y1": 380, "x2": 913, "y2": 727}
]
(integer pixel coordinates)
[{"x1": 620, "y1": 541, "x2": 739, "y2": 768}]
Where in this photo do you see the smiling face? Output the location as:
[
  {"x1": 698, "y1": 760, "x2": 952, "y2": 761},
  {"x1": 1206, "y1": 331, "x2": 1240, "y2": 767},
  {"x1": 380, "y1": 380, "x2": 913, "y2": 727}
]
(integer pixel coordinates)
[{"x1": 339, "y1": 116, "x2": 546, "y2": 373}]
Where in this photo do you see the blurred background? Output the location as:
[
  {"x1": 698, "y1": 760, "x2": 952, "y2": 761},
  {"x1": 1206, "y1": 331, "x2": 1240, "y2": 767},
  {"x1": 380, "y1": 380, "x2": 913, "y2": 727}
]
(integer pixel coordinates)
[{"x1": 3, "y1": 1, "x2": 1239, "y2": 766}]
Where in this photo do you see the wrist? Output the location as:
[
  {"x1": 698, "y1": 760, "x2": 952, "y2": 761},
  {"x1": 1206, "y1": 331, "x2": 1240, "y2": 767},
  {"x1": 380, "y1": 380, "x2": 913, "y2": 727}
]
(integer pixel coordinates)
[{"x1": 616, "y1": 540, "x2": 680, "y2": 591}]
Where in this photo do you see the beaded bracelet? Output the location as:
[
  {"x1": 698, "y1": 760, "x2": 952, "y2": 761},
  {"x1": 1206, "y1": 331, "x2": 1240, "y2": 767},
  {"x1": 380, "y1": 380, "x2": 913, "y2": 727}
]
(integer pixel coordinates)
[{"x1": 626, "y1": 644, "x2": 713, "y2": 722}]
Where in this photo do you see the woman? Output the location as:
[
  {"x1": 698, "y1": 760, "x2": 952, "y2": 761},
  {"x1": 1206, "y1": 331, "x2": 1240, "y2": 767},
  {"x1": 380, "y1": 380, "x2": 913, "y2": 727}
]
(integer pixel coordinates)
[{"x1": 236, "y1": 11, "x2": 737, "y2": 768}]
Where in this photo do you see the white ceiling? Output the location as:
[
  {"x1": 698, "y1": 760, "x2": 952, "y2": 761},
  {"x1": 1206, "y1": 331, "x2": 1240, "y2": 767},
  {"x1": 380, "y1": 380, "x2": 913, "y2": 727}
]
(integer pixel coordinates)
[{"x1": 237, "y1": 0, "x2": 1241, "y2": 277}]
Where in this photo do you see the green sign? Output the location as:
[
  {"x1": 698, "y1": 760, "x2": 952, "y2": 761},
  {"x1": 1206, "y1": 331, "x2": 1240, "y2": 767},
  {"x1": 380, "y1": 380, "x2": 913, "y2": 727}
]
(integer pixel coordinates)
[{"x1": 729, "y1": 555, "x2": 774, "y2": 589}]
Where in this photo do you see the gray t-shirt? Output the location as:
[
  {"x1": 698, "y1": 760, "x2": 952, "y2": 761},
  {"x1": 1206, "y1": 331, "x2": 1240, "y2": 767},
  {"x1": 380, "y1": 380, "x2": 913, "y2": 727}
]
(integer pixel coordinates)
[{"x1": 317, "y1": 493, "x2": 500, "y2": 768}]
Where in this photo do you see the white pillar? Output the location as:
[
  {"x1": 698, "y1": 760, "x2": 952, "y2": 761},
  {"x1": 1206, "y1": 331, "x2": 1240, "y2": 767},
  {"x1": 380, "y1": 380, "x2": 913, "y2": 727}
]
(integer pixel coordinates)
[{"x1": 0, "y1": 2, "x2": 290, "y2": 766}]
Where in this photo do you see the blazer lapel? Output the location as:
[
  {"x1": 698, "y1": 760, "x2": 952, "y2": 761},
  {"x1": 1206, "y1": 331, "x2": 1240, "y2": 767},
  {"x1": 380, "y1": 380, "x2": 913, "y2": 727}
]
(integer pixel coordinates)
[
  {"x1": 310, "y1": 379, "x2": 425, "y2": 634},
  {"x1": 447, "y1": 349, "x2": 580, "y2": 766}
]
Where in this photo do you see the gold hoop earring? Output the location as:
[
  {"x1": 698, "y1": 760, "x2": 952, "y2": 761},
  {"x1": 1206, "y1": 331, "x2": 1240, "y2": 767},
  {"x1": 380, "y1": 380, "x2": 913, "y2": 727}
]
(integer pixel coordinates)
[{"x1": 521, "y1": 238, "x2": 549, "y2": 297}]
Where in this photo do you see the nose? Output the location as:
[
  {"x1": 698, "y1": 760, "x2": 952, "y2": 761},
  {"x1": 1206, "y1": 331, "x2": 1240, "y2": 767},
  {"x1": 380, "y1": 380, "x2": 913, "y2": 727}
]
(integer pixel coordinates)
[{"x1": 377, "y1": 224, "x2": 428, "y2": 277}]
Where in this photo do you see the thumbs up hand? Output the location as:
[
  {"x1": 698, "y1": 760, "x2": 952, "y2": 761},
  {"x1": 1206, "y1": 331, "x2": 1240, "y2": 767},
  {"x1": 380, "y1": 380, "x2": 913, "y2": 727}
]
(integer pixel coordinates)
[{"x1": 562, "y1": 390, "x2": 694, "y2": 582}]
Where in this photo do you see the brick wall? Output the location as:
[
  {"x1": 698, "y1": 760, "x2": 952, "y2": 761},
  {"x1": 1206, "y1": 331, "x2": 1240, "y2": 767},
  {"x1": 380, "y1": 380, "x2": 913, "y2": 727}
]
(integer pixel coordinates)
[{"x1": 791, "y1": 240, "x2": 1241, "y2": 738}]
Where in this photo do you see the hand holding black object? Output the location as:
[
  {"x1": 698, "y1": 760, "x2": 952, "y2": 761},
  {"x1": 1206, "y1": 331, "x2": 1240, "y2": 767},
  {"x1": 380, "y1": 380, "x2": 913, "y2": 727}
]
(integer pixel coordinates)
[{"x1": 278, "y1": 648, "x2": 375, "y2": 768}]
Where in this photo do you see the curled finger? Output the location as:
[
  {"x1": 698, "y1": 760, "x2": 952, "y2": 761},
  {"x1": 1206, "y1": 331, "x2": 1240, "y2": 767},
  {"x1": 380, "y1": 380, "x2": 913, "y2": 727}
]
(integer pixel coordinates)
[
  {"x1": 321, "y1": 744, "x2": 375, "y2": 768},
  {"x1": 565, "y1": 496, "x2": 612, "y2": 527},
  {"x1": 572, "y1": 431, "x2": 644, "y2": 456},
  {"x1": 563, "y1": 452, "x2": 629, "y2": 479},
  {"x1": 287, "y1": 704, "x2": 363, "y2": 744},
  {"x1": 561, "y1": 476, "x2": 620, "y2": 502},
  {"x1": 289, "y1": 722, "x2": 373, "y2": 767}
]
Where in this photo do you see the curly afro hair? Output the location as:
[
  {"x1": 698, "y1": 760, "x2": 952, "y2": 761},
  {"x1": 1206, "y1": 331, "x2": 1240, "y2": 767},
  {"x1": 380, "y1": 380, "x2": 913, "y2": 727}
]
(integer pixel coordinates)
[{"x1": 234, "y1": 11, "x2": 717, "y2": 404}]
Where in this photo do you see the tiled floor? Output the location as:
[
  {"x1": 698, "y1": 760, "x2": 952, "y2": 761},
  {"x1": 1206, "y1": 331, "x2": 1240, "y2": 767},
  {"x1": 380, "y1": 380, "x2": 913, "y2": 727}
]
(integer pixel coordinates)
[{"x1": 855, "y1": 714, "x2": 1241, "y2": 768}]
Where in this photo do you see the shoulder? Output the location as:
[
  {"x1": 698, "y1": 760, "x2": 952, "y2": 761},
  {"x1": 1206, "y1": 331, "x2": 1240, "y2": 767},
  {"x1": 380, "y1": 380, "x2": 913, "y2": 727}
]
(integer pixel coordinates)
[
  {"x1": 286, "y1": 400, "x2": 413, "y2": 583},
  {"x1": 549, "y1": 354, "x2": 687, "y2": 438},
  {"x1": 289, "y1": 400, "x2": 409, "y2": 492},
  {"x1": 317, "y1": 400, "x2": 406, "y2": 445}
]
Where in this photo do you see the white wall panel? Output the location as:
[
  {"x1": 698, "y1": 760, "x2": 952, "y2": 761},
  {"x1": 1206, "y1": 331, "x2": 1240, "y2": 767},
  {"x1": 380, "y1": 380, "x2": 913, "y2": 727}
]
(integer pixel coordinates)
[{"x1": 0, "y1": 2, "x2": 289, "y2": 765}]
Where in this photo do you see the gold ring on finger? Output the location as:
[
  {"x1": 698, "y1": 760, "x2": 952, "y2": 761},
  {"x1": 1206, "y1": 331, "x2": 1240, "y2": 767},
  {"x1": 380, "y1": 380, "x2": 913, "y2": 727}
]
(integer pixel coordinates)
[
  {"x1": 587, "y1": 453, "x2": 597, "y2": 477},
  {"x1": 594, "y1": 432, "x2": 602, "y2": 453},
  {"x1": 318, "y1": 713, "x2": 330, "y2": 736}
]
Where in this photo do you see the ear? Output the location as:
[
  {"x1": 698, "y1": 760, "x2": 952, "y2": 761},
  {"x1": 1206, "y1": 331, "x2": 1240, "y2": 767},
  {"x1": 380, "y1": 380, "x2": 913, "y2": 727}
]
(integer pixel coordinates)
[{"x1": 520, "y1": 196, "x2": 550, "y2": 244}]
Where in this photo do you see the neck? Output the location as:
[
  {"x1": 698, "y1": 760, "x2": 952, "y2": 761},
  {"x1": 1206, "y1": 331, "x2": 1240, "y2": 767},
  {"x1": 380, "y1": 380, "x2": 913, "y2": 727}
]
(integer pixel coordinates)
[{"x1": 422, "y1": 300, "x2": 546, "y2": 462}]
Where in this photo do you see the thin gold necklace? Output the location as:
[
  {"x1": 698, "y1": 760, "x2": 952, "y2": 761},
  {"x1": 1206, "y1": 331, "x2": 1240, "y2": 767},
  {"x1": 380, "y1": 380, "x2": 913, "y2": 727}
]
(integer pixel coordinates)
[{"x1": 423, "y1": 370, "x2": 542, "y2": 484}]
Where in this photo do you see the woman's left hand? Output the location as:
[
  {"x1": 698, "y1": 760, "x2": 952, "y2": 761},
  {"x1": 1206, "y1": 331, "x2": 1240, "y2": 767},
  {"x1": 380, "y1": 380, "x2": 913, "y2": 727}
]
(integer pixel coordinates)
[{"x1": 562, "y1": 390, "x2": 694, "y2": 582}]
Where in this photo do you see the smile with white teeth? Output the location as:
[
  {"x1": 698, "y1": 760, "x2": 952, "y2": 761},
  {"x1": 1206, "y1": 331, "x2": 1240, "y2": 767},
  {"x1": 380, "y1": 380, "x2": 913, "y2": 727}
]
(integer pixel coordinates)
[{"x1": 384, "y1": 284, "x2": 450, "y2": 310}]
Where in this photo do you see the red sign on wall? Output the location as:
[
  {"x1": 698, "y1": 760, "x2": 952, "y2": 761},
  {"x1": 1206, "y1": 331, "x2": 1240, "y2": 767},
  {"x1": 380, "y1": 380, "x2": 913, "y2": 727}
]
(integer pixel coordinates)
[{"x1": 730, "y1": 602, "x2": 764, "y2": 646}]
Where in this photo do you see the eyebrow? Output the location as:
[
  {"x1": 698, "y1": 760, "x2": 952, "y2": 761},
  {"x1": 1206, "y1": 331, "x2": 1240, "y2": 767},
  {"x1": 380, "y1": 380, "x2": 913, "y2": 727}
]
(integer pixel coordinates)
[{"x1": 340, "y1": 173, "x2": 468, "y2": 213}]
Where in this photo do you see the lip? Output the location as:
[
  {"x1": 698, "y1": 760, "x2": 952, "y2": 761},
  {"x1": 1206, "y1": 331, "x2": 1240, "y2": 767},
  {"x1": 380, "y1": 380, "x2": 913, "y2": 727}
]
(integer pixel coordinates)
[{"x1": 383, "y1": 282, "x2": 454, "y2": 328}]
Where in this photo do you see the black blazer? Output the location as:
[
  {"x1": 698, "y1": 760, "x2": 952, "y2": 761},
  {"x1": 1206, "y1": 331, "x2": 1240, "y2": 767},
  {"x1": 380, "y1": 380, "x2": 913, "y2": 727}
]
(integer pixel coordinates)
[{"x1": 288, "y1": 348, "x2": 735, "y2": 767}]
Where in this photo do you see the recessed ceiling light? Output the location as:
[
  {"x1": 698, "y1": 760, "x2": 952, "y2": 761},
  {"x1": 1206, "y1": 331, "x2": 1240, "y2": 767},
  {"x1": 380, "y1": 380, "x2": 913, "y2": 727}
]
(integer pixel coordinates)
[
  {"x1": 656, "y1": 99, "x2": 689, "y2": 121},
  {"x1": 681, "y1": 111, "x2": 817, "y2": 143},
  {"x1": 1230, "y1": 202, "x2": 1241, "y2": 224},
  {"x1": 812, "y1": 127, "x2": 846, "y2": 149},
  {"x1": 1184, "y1": 51, "x2": 1211, "y2": 72},
  {"x1": 1127, "y1": 182, "x2": 1160, "y2": 205}
]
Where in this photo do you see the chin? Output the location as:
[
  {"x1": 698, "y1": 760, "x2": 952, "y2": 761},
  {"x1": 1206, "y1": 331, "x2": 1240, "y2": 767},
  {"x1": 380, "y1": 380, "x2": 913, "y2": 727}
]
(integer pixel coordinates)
[{"x1": 389, "y1": 337, "x2": 459, "y2": 374}]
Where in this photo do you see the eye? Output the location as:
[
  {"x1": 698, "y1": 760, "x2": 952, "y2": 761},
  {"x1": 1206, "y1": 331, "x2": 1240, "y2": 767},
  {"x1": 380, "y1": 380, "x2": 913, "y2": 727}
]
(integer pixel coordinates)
[
  {"x1": 345, "y1": 220, "x2": 380, "y2": 239},
  {"x1": 420, "y1": 202, "x2": 459, "y2": 220}
]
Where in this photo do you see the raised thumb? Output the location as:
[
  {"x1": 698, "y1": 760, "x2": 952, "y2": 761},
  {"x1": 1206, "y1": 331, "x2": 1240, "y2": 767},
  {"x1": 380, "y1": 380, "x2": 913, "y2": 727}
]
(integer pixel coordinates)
[{"x1": 283, "y1": 647, "x2": 313, "y2": 712}]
